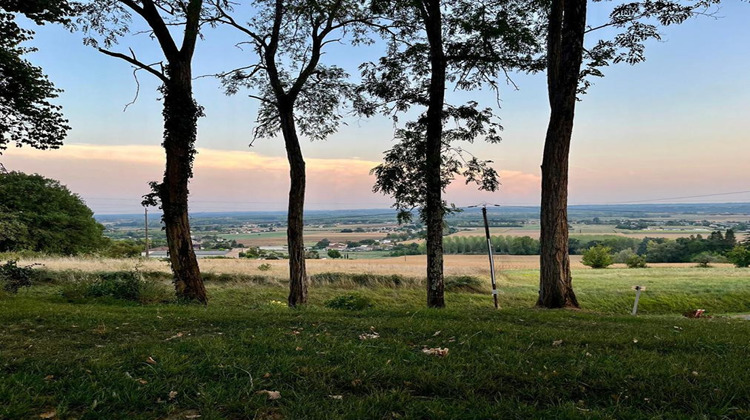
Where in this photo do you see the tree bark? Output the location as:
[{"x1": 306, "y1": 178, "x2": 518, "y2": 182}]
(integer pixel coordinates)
[
  {"x1": 161, "y1": 61, "x2": 206, "y2": 304},
  {"x1": 537, "y1": 0, "x2": 586, "y2": 309},
  {"x1": 279, "y1": 104, "x2": 308, "y2": 307},
  {"x1": 423, "y1": 0, "x2": 446, "y2": 308}
]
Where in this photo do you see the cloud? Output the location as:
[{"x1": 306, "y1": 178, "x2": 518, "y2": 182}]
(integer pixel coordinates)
[{"x1": 1, "y1": 144, "x2": 545, "y2": 212}]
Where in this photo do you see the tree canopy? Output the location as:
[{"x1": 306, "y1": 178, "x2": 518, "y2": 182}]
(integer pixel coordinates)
[
  {"x1": 0, "y1": 171, "x2": 107, "y2": 254},
  {"x1": 0, "y1": 0, "x2": 71, "y2": 153}
]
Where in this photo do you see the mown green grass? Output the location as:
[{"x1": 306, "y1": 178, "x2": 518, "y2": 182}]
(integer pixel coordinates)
[{"x1": 1, "y1": 267, "x2": 749, "y2": 419}]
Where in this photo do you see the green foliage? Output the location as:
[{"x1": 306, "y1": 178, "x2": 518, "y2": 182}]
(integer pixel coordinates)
[
  {"x1": 313, "y1": 238, "x2": 330, "y2": 249},
  {"x1": 0, "y1": 0, "x2": 71, "y2": 152},
  {"x1": 324, "y1": 293, "x2": 374, "y2": 310},
  {"x1": 257, "y1": 263, "x2": 272, "y2": 272},
  {"x1": 0, "y1": 172, "x2": 108, "y2": 255},
  {"x1": 726, "y1": 245, "x2": 750, "y2": 268},
  {"x1": 327, "y1": 249, "x2": 342, "y2": 259},
  {"x1": 0, "y1": 260, "x2": 36, "y2": 293},
  {"x1": 625, "y1": 254, "x2": 648, "y2": 269},
  {"x1": 581, "y1": 245, "x2": 613, "y2": 269},
  {"x1": 692, "y1": 252, "x2": 726, "y2": 268},
  {"x1": 60, "y1": 271, "x2": 172, "y2": 304},
  {"x1": 444, "y1": 275, "x2": 485, "y2": 293},
  {"x1": 101, "y1": 239, "x2": 143, "y2": 258}
]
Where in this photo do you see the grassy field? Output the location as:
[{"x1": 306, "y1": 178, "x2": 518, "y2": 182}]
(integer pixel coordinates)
[{"x1": 2, "y1": 258, "x2": 750, "y2": 419}]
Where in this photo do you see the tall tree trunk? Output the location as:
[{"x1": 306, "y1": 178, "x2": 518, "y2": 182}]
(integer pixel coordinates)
[
  {"x1": 279, "y1": 104, "x2": 308, "y2": 307},
  {"x1": 423, "y1": 0, "x2": 446, "y2": 308},
  {"x1": 161, "y1": 61, "x2": 206, "y2": 304},
  {"x1": 537, "y1": 0, "x2": 586, "y2": 309}
]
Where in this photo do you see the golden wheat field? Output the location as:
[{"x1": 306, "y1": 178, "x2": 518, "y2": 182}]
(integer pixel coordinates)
[{"x1": 18, "y1": 254, "x2": 721, "y2": 279}]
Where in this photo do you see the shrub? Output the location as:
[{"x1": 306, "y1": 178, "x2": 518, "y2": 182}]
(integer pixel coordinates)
[
  {"x1": 581, "y1": 245, "x2": 613, "y2": 269},
  {"x1": 613, "y1": 248, "x2": 636, "y2": 264},
  {"x1": 327, "y1": 249, "x2": 342, "y2": 259},
  {"x1": 726, "y1": 245, "x2": 750, "y2": 268},
  {"x1": 324, "y1": 294, "x2": 374, "y2": 310},
  {"x1": 692, "y1": 252, "x2": 726, "y2": 268},
  {"x1": 0, "y1": 260, "x2": 37, "y2": 293},
  {"x1": 310, "y1": 272, "x2": 415, "y2": 288},
  {"x1": 258, "y1": 263, "x2": 272, "y2": 272},
  {"x1": 625, "y1": 254, "x2": 648, "y2": 268},
  {"x1": 444, "y1": 275, "x2": 485, "y2": 293},
  {"x1": 60, "y1": 270, "x2": 172, "y2": 304}
]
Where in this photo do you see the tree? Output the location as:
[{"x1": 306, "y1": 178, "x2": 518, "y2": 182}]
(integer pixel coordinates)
[
  {"x1": 77, "y1": 0, "x2": 208, "y2": 303},
  {"x1": 0, "y1": 0, "x2": 71, "y2": 153},
  {"x1": 581, "y1": 245, "x2": 613, "y2": 269},
  {"x1": 692, "y1": 251, "x2": 723, "y2": 268},
  {"x1": 0, "y1": 171, "x2": 107, "y2": 254},
  {"x1": 367, "y1": 0, "x2": 543, "y2": 308},
  {"x1": 726, "y1": 245, "x2": 750, "y2": 268},
  {"x1": 211, "y1": 0, "x2": 371, "y2": 307},
  {"x1": 327, "y1": 249, "x2": 342, "y2": 259},
  {"x1": 537, "y1": 0, "x2": 717, "y2": 308}
]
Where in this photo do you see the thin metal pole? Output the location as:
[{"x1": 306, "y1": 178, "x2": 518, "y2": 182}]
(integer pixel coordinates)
[
  {"x1": 632, "y1": 286, "x2": 642, "y2": 315},
  {"x1": 144, "y1": 207, "x2": 149, "y2": 258},
  {"x1": 482, "y1": 206, "x2": 499, "y2": 309}
]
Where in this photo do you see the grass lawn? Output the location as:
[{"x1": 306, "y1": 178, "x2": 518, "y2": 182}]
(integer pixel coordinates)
[{"x1": 1, "y1": 265, "x2": 749, "y2": 419}]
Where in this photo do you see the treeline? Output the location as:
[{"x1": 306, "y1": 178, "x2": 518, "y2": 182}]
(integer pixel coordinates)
[{"x1": 420, "y1": 230, "x2": 743, "y2": 263}]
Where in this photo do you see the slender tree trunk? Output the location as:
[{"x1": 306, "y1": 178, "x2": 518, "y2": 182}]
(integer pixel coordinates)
[
  {"x1": 161, "y1": 61, "x2": 206, "y2": 304},
  {"x1": 537, "y1": 0, "x2": 586, "y2": 309},
  {"x1": 423, "y1": 0, "x2": 446, "y2": 308},
  {"x1": 279, "y1": 104, "x2": 308, "y2": 307}
]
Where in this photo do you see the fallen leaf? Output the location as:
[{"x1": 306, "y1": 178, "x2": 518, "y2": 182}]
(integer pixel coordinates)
[
  {"x1": 422, "y1": 347, "x2": 449, "y2": 357},
  {"x1": 263, "y1": 372, "x2": 272, "y2": 379},
  {"x1": 256, "y1": 390, "x2": 281, "y2": 400},
  {"x1": 39, "y1": 410, "x2": 56, "y2": 419},
  {"x1": 43, "y1": 375, "x2": 54, "y2": 381},
  {"x1": 295, "y1": 346, "x2": 303, "y2": 351},
  {"x1": 169, "y1": 390, "x2": 178, "y2": 400},
  {"x1": 137, "y1": 378, "x2": 148, "y2": 385},
  {"x1": 552, "y1": 340, "x2": 563, "y2": 346},
  {"x1": 146, "y1": 356, "x2": 157, "y2": 365},
  {"x1": 433, "y1": 331, "x2": 442, "y2": 337},
  {"x1": 359, "y1": 332, "x2": 380, "y2": 340},
  {"x1": 165, "y1": 332, "x2": 184, "y2": 341},
  {"x1": 692, "y1": 371, "x2": 699, "y2": 376},
  {"x1": 328, "y1": 395, "x2": 343, "y2": 400},
  {"x1": 633, "y1": 339, "x2": 638, "y2": 343}
]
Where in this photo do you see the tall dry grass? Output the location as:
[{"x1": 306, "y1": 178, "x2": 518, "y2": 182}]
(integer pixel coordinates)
[{"x1": 14, "y1": 254, "x2": 725, "y2": 281}]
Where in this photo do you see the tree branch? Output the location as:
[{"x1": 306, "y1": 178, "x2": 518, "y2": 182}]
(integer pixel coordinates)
[{"x1": 98, "y1": 47, "x2": 168, "y2": 83}]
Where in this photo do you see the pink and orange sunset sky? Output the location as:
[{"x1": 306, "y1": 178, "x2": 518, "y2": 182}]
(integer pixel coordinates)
[{"x1": 2, "y1": 4, "x2": 749, "y2": 214}]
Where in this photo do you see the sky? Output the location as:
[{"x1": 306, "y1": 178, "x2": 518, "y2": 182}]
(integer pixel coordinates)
[{"x1": 2, "y1": 3, "x2": 749, "y2": 214}]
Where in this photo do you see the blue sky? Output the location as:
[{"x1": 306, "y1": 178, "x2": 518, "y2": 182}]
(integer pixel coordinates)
[{"x1": 3, "y1": 2, "x2": 749, "y2": 214}]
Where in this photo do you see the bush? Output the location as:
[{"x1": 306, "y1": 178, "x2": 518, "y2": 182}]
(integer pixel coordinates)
[
  {"x1": 258, "y1": 263, "x2": 272, "y2": 271},
  {"x1": 310, "y1": 272, "x2": 414, "y2": 288},
  {"x1": 327, "y1": 249, "x2": 342, "y2": 259},
  {"x1": 60, "y1": 270, "x2": 172, "y2": 304},
  {"x1": 726, "y1": 245, "x2": 750, "y2": 268},
  {"x1": 324, "y1": 294, "x2": 374, "y2": 310},
  {"x1": 613, "y1": 248, "x2": 636, "y2": 264},
  {"x1": 625, "y1": 254, "x2": 648, "y2": 268},
  {"x1": 0, "y1": 260, "x2": 37, "y2": 293},
  {"x1": 692, "y1": 252, "x2": 726, "y2": 268},
  {"x1": 444, "y1": 275, "x2": 485, "y2": 293},
  {"x1": 581, "y1": 245, "x2": 613, "y2": 269}
]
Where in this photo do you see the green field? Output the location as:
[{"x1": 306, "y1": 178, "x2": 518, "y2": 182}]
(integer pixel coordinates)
[{"x1": 1, "y1": 266, "x2": 749, "y2": 419}]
